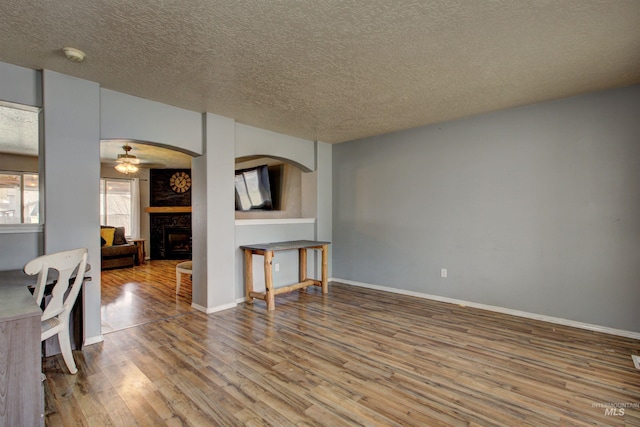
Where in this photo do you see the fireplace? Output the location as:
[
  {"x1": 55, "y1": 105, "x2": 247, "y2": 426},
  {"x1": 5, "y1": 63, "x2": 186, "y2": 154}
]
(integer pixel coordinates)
[
  {"x1": 149, "y1": 213, "x2": 191, "y2": 260},
  {"x1": 148, "y1": 169, "x2": 192, "y2": 260},
  {"x1": 164, "y1": 227, "x2": 192, "y2": 259}
]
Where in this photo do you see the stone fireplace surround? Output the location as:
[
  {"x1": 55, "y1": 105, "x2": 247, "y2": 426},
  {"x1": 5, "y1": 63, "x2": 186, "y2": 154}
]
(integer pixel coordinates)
[
  {"x1": 149, "y1": 169, "x2": 192, "y2": 260},
  {"x1": 149, "y1": 214, "x2": 191, "y2": 260}
]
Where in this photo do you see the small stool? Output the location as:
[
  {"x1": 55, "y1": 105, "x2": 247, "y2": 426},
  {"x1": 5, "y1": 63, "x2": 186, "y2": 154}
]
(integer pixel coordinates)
[{"x1": 175, "y1": 261, "x2": 192, "y2": 295}]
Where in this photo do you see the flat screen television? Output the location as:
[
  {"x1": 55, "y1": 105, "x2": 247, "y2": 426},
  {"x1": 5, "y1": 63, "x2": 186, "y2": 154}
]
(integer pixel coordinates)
[{"x1": 234, "y1": 164, "x2": 273, "y2": 211}]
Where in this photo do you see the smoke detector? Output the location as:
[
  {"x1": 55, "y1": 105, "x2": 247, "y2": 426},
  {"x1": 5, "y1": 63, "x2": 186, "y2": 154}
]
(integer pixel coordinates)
[{"x1": 62, "y1": 47, "x2": 86, "y2": 63}]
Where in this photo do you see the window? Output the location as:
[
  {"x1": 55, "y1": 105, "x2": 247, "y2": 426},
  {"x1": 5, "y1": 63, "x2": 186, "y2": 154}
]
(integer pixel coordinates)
[
  {"x1": 0, "y1": 100, "x2": 41, "y2": 227},
  {"x1": 0, "y1": 172, "x2": 39, "y2": 224},
  {"x1": 100, "y1": 179, "x2": 132, "y2": 233}
]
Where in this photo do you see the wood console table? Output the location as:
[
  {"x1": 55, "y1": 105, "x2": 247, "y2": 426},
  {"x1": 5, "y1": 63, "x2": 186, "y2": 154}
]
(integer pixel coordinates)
[{"x1": 240, "y1": 240, "x2": 330, "y2": 311}]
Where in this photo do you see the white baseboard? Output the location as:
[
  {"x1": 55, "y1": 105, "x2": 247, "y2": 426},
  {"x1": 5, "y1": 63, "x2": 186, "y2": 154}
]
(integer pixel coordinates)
[
  {"x1": 84, "y1": 335, "x2": 104, "y2": 347},
  {"x1": 332, "y1": 278, "x2": 640, "y2": 340},
  {"x1": 191, "y1": 301, "x2": 238, "y2": 314}
]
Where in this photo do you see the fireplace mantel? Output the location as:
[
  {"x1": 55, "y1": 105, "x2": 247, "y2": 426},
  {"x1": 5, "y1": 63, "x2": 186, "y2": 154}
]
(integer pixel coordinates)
[{"x1": 146, "y1": 207, "x2": 192, "y2": 213}]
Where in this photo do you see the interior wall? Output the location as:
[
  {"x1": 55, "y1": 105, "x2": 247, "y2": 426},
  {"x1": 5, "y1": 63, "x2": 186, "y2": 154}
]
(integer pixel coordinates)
[
  {"x1": 100, "y1": 89, "x2": 203, "y2": 156},
  {"x1": 235, "y1": 123, "x2": 315, "y2": 172},
  {"x1": 233, "y1": 131, "x2": 332, "y2": 302},
  {"x1": 191, "y1": 152, "x2": 207, "y2": 306},
  {"x1": 316, "y1": 141, "x2": 332, "y2": 277},
  {"x1": 0, "y1": 231, "x2": 42, "y2": 270},
  {"x1": 300, "y1": 171, "x2": 318, "y2": 219},
  {"x1": 0, "y1": 61, "x2": 41, "y2": 107},
  {"x1": 333, "y1": 84, "x2": 640, "y2": 332},
  {"x1": 42, "y1": 70, "x2": 102, "y2": 343},
  {"x1": 233, "y1": 127, "x2": 318, "y2": 218},
  {"x1": 235, "y1": 221, "x2": 316, "y2": 298},
  {"x1": 0, "y1": 61, "x2": 333, "y2": 317},
  {"x1": 192, "y1": 112, "x2": 236, "y2": 311}
]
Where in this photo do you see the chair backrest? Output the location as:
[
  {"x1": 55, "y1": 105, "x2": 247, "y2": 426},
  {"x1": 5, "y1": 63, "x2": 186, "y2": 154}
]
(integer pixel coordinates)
[{"x1": 23, "y1": 248, "x2": 88, "y2": 321}]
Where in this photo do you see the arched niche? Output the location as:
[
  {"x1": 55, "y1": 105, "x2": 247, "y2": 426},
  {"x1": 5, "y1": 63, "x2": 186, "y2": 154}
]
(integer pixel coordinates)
[{"x1": 234, "y1": 155, "x2": 317, "y2": 220}]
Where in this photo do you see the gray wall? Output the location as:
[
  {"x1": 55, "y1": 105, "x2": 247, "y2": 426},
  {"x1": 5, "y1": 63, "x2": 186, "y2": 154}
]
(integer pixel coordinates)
[
  {"x1": 42, "y1": 70, "x2": 102, "y2": 341},
  {"x1": 192, "y1": 113, "x2": 236, "y2": 310},
  {"x1": 100, "y1": 89, "x2": 203, "y2": 155},
  {"x1": 316, "y1": 141, "x2": 332, "y2": 277},
  {"x1": 0, "y1": 232, "x2": 42, "y2": 269},
  {"x1": 333, "y1": 85, "x2": 640, "y2": 332},
  {"x1": 235, "y1": 123, "x2": 315, "y2": 172},
  {"x1": 0, "y1": 61, "x2": 41, "y2": 106}
]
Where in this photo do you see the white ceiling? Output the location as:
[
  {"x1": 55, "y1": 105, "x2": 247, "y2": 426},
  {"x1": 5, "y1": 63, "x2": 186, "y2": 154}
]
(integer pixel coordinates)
[{"x1": 0, "y1": 0, "x2": 639, "y2": 145}]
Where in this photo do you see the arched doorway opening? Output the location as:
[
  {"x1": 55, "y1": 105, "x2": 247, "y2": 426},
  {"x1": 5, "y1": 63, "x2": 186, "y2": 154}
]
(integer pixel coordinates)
[{"x1": 99, "y1": 139, "x2": 197, "y2": 333}]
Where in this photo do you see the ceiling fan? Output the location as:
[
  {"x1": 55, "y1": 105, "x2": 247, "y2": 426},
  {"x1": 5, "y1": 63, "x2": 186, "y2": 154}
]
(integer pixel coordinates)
[
  {"x1": 101, "y1": 140, "x2": 192, "y2": 171},
  {"x1": 114, "y1": 144, "x2": 140, "y2": 174}
]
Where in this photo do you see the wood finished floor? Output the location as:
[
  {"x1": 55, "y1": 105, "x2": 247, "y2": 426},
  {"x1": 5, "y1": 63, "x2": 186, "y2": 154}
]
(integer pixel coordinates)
[
  {"x1": 101, "y1": 260, "x2": 194, "y2": 333},
  {"x1": 43, "y1": 261, "x2": 640, "y2": 426}
]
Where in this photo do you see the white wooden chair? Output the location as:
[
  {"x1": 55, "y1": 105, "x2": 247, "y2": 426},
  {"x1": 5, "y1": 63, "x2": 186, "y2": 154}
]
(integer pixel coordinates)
[
  {"x1": 24, "y1": 248, "x2": 88, "y2": 375},
  {"x1": 175, "y1": 261, "x2": 192, "y2": 295}
]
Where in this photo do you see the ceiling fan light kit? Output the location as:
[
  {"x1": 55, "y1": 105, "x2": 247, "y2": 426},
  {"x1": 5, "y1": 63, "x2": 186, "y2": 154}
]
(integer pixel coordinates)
[{"x1": 115, "y1": 144, "x2": 140, "y2": 174}]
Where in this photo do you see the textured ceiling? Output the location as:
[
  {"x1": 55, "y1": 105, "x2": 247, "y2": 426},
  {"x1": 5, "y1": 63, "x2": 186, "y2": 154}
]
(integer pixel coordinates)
[{"x1": 0, "y1": 0, "x2": 639, "y2": 144}]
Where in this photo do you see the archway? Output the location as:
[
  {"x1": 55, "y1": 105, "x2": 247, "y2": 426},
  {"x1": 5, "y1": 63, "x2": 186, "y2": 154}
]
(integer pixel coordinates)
[{"x1": 99, "y1": 139, "x2": 197, "y2": 333}]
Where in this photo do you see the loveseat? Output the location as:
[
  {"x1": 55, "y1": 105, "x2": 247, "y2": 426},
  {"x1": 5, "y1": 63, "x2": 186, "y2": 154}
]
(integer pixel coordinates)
[{"x1": 100, "y1": 226, "x2": 138, "y2": 270}]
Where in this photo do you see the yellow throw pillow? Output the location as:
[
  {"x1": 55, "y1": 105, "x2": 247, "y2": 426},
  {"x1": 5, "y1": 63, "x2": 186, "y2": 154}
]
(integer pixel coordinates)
[{"x1": 100, "y1": 228, "x2": 115, "y2": 247}]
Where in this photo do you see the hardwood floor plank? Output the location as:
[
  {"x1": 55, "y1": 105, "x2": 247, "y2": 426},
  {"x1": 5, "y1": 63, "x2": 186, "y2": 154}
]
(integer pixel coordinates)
[
  {"x1": 41, "y1": 263, "x2": 640, "y2": 426},
  {"x1": 44, "y1": 369, "x2": 90, "y2": 427},
  {"x1": 101, "y1": 260, "x2": 193, "y2": 333}
]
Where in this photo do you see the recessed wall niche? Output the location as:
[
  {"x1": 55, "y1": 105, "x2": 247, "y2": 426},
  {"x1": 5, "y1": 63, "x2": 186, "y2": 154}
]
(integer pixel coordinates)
[{"x1": 234, "y1": 157, "x2": 316, "y2": 220}]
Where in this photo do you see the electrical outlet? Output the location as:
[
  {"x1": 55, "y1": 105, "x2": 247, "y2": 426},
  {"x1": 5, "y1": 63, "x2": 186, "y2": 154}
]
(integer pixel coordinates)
[
  {"x1": 275, "y1": 263, "x2": 280, "y2": 272},
  {"x1": 440, "y1": 268, "x2": 447, "y2": 278},
  {"x1": 632, "y1": 355, "x2": 640, "y2": 370}
]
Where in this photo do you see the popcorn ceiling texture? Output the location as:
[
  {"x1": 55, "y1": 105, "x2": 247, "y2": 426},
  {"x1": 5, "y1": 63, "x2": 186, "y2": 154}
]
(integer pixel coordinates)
[{"x1": 0, "y1": 0, "x2": 639, "y2": 143}]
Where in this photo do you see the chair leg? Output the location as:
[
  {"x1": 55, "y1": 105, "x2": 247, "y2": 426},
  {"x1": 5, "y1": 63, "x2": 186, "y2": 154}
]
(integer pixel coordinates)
[
  {"x1": 58, "y1": 329, "x2": 78, "y2": 374},
  {"x1": 176, "y1": 270, "x2": 181, "y2": 295}
]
